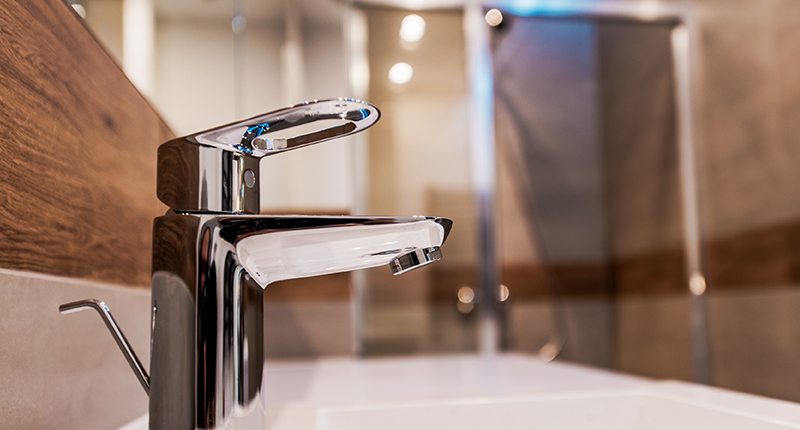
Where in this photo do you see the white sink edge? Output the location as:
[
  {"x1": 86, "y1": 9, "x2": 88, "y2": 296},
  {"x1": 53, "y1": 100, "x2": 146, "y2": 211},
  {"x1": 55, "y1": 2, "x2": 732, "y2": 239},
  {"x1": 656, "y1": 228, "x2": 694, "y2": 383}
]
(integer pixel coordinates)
[
  {"x1": 119, "y1": 355, "x2": 800, "y2": 430},
  {"x1": 314, "y1": 382, "x2": 800, "y2": 429}
]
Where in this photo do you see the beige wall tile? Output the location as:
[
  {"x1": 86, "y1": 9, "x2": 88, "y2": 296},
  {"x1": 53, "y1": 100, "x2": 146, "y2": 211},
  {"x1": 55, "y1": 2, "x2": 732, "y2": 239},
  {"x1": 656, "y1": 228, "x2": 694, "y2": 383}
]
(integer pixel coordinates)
[
  {"x1": 0, "y1": 269, "x2": 151, "y2": 430},
  {"x1": 616, "y1": 295, "x2": 694, "y2": 380},
  {"x1": 510, "y1": 299, "x2": 614, "y2": 369},
  {"x1": 708, "y1": 287, "x2": 800, "y2": 401}
]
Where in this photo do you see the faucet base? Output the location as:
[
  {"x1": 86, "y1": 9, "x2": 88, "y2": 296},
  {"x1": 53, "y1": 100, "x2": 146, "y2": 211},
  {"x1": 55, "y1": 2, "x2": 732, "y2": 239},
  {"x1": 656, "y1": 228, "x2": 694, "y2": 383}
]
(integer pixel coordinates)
[
  {"x1": 148, "y1": 212, "x2": 451, "y2": 429},
  {"x1": 151, "y1": 214, "x2": 265, "y2": 430}
]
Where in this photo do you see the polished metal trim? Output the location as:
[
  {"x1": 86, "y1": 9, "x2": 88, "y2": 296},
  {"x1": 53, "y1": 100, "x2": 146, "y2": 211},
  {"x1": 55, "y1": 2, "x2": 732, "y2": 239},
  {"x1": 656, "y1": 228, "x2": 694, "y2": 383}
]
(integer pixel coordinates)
[
  {"x1": 671, "y1": 21, "x2": 712, "y2": 385},
  {"x1": 465, "y1": 0, "x2": 503, "y2": 356},
  {"x1": 59, "y1": 299, "x2": 151, "y2": 395}
]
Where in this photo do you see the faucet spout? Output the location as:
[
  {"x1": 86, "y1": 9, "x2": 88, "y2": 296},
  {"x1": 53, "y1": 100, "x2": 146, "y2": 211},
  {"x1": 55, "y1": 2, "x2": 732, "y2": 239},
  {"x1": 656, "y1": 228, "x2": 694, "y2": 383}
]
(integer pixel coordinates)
[
  {"x1": 389, "y1": 246, "x2": 443, "y2": 275},
  {"x1": 230, "y1": 215, "x2": 452, "y2": 287}
]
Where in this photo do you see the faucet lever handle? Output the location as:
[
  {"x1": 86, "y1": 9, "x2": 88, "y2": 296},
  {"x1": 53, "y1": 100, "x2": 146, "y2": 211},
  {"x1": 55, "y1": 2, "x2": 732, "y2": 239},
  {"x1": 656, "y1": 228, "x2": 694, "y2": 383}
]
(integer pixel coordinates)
[
  {"x1": 194, "y1": 98, "x2": 380, "y2": 157},
  {"x1": 157, "y1": 97, "x2": 380, "y2": 214},
  {"x1": 59, "y1": 299, "x2": 150, "y2": 396}
]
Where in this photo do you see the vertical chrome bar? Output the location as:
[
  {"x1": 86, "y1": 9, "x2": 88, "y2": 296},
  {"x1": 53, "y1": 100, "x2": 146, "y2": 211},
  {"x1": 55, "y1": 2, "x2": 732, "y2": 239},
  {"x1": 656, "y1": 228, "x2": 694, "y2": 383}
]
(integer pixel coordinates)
[
  {"x1": 343, "y1": 2, "x2": 370, "y2": 357},
  {"x1": 465, "y1": 1, "x2": 502, "y2": 355},
  {"x1": 671, "y1": 23, "x2": 712, "y2": 384}
]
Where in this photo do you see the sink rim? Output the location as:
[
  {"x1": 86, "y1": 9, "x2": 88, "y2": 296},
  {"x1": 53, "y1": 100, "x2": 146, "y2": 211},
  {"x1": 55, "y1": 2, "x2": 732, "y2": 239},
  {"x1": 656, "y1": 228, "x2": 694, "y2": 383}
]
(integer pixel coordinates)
[{"x1": 315, "y1": 382, "x2": 800, "y2": 429}]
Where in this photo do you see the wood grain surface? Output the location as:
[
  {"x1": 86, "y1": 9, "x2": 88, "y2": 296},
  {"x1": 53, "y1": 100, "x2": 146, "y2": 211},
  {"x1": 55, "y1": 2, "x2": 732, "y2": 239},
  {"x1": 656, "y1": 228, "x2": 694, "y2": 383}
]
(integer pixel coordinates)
[{"x1": 0, "y1": 0, "x2": 171, "y2": 286}]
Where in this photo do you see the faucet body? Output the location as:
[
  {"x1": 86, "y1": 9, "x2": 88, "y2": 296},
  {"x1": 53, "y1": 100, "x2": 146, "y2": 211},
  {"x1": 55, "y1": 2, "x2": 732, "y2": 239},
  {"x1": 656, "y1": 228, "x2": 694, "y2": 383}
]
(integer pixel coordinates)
[
  {"x1": 150, "y1": 213, "x2": 264, "y2": 429},
  {"x1": 59, "y1": 99, "x2": 452, "y2": 429},
  {"x1": 149, "y1": 213, "x2": 450, "y2": 429}
]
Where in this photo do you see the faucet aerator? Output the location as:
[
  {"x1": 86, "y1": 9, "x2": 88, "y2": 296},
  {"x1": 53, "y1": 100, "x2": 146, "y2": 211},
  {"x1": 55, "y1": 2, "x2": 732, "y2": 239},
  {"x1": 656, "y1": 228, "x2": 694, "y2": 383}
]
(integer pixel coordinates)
[{"x1": 389, "y1": 246, "x2": 443, "y2": 275}]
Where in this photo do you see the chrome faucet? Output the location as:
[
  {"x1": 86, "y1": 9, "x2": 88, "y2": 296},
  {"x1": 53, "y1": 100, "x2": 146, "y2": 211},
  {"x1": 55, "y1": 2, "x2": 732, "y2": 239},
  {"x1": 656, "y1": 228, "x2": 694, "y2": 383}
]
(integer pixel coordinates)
[{"x1": 60, "y1": 98, "x2": 452, "y2": 429}]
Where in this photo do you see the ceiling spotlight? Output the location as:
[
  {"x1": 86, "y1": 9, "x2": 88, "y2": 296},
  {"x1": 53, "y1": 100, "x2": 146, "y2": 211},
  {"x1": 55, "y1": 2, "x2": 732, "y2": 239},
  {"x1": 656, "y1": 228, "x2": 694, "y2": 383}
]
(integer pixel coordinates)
[
  {"x1": 485, "y1": 8, "x2": 503, "y2": 27},
  {"x1": 399, "y1": 14, "x2": 426, "y2": 43},
  {"x1": 388, "y1": 62, "x2": 414, "y2": 85}
]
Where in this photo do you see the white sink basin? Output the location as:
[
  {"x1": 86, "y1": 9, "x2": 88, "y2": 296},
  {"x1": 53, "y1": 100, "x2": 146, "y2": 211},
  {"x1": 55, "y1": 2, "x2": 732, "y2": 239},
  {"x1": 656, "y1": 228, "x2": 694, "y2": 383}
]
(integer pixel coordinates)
[
  {"x1": 121, "y1": 354, "x2": 800, "y2": 429},
  {"x1": 316, "y1": 389, "x2": 799, "y2": 430}
]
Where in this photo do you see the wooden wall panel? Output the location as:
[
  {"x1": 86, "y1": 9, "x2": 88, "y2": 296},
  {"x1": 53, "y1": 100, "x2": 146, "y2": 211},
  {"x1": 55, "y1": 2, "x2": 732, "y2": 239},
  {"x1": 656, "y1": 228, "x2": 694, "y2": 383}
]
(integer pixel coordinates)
[{"x1": 0, "y1": 1, "x2": 171, "y2": 287}]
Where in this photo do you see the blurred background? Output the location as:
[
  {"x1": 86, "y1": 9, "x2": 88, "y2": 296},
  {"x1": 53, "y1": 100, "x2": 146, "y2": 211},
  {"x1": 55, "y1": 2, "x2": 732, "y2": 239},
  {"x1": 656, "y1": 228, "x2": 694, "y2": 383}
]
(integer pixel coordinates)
[{"x1": 72, "y1": 0, "x2": 800, "y2": 405}]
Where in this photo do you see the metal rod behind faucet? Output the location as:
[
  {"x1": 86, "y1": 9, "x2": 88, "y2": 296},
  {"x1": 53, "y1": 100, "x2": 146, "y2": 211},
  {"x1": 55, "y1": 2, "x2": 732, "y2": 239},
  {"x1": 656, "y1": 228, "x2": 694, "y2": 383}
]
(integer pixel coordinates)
[{"x1": 59, "y1": 299, "x2": 151, "y2": 395}]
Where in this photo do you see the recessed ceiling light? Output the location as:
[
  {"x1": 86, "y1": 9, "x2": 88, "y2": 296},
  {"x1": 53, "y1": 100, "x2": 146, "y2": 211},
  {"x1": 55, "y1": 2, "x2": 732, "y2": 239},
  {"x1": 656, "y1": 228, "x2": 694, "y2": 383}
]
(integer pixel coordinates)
[
  {"x1": 388, "y1": 62, "x2": 414, "y2": 85},
  {"x1": 399, "y1": 14, "x2": 426, "y2": 43},
  {"x1": 485, "y1": 9, "x2": 503, "y2": 27}
]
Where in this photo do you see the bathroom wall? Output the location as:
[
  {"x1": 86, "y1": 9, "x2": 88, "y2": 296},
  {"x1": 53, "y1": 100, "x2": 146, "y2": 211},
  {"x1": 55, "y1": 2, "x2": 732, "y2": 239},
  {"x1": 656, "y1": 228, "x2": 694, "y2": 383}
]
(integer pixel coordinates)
[
  {"x1": 0, "y1": 1, "x2": 168, "y2": 428},
  {"x1": 492, "y1": 17, "x2": 614, "y2": 366},
  {"x1": 592, "y1": 21, "x2": 690, "y2": 378},
  {"x1": 675, "y1": 0, "x2": 800, "y2": 400},
  {"x1": 598, "y1": 0, "x2": 800, "y2": 400}
]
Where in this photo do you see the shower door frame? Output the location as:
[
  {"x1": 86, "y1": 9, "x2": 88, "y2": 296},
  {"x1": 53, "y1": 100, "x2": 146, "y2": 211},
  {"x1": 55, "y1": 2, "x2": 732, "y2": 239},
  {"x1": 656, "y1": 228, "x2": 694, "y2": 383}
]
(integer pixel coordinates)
[{"x1": 468, "y1": 0, "x2": 710, "y2": 383}]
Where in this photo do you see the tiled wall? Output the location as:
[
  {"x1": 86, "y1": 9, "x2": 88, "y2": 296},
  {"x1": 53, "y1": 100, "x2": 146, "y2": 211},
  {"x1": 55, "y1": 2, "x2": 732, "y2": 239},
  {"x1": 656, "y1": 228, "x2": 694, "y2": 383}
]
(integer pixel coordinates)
[{"x1": 0, "y1": 270, "x2": 152, "y2": 429}]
